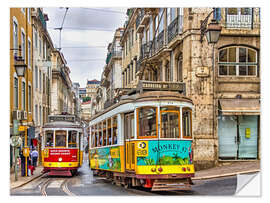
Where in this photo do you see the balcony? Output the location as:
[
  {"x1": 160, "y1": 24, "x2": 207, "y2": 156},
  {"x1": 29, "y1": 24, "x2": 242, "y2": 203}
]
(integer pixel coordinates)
[
  {"x1": 136, "y1": 9, "x2": 150, "y2": 33},
  {"x1": 106, "y1": 50, "x2": 122, "y2": 65},
  {"x1": 136, "y1": 80, "x2": 186, "y2": 95},
  {"x1": 167, "y1": 15, "x2": 180, "y2": 43},
  {"x1": 225, "y1": 8, "x2": 254, "y2": 29},
  {"x1": 38, "y1": 8, "x2": 47, "y2": 30},
  {"x1": 140, "y1": 42, "x2": 150, "y2": 60}
]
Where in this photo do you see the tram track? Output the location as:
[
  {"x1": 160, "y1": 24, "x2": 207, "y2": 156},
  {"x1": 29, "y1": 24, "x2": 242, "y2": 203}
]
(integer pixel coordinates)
[{"x1": 61, "y1": 178, "x2": 76, "y2": 196}]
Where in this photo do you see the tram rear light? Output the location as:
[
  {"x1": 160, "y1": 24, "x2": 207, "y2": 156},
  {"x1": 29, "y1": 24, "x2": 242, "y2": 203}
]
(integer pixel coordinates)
[
  {"x1": 158, "y1": 167, "x2": 163, "y2": 172},
  {"x1": 182, "y1": 167, "x2": 186, "y2": 172}
]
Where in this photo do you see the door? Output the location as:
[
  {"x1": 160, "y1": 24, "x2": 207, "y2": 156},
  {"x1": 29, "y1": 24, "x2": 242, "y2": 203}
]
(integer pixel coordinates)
[
  {"x1": 218, "y1": 116, "x2": 238, "y2": 158},
  {"x1": 238, "y1": 116, "x2": 258, "y2": 158},
  {"x1": 125, "y1": 113, "x2": 135, "y2": 171}
]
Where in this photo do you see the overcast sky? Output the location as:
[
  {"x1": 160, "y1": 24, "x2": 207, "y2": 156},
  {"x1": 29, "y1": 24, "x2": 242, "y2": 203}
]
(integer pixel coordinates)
[{"x1": 43, "y1": 7, "x2": 127, "y2": 88}]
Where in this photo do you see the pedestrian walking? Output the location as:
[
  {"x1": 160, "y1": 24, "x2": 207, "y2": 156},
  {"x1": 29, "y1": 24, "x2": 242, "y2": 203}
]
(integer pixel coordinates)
[
  {"x1": 31, "y1": 148, "x2": 39, "y2": 167},
  {"x1": 19, "y1": 151, "x2": 25, "y2": 176}
]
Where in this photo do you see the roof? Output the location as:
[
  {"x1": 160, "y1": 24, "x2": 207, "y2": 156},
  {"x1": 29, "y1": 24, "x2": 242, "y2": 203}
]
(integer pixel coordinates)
[
  {"x1": 82, "y1": 101, "x2": 91, "y2": 105},
  {"x1": 87, "y1": 79, "x2": 100, "y2": 85}
]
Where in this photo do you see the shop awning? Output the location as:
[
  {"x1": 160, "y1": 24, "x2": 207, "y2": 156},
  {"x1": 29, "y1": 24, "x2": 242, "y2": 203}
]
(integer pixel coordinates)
[{"x1": 219, "y1": 99, "x2": 260, "y2": 115}]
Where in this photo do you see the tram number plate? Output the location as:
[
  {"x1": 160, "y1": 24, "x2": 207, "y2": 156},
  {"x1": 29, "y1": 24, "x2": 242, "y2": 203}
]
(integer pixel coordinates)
[{"x1": 136, "y1": 149, "x2": 148, "y2": 157}]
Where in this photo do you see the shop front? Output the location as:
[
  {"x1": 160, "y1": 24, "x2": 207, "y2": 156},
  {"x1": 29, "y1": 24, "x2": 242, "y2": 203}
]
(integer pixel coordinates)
[{"x1": 218, "y1": 99, "x2": 260, "y2": 160}]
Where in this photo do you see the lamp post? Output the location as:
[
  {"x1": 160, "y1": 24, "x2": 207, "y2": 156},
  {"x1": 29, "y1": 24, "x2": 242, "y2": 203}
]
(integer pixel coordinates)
[
  {"x1": 200, "y1": 9, "x2": 222, "y2": 154},
  {"x1": 13, "y1": 45, "x2": 29, "y2": 177}
]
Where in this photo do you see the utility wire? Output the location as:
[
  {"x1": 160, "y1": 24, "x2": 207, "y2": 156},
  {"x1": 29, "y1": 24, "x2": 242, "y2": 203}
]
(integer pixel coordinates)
[
  {"x1": 80, "y1": 7, "x2": 125, "y2": 14},
  {"x1": 61, "y1": 46, "x2": 107, "y2": 49},
  {"x1": 49, "y1": 26, "x2": 116, "y2": 32}
]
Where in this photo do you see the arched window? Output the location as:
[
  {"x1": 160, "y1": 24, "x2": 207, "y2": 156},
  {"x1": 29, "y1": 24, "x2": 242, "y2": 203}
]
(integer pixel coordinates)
[
  {"x1": 177, "y1": 53, "x2": 183, "y2": 81},
  {"x1": 165, "y1": 61, "x2": 170, "y2": 81},
  {"x1": 218, "y1": 46, "x2": 258, "y2": 76}
]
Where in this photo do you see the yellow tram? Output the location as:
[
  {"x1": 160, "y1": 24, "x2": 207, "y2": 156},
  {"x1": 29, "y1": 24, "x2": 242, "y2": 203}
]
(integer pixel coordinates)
[
  {"x1": 41, "y1": 114, "x2": 84, "y2": 176},
  {"x1": 89, "y1": 91, "x2": 194, "y2": 191}
]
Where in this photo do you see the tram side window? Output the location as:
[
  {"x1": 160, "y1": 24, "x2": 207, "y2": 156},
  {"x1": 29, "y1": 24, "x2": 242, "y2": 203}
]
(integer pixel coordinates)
[
  {"x1": 138, "y1": 107, "x2": 157, "y2": 138},
  {"x1": 98, "y1": 123, "x2": 102, "y2": 147},
  {"x1": 182, "y1": 108, "x2": 192, "y2": 139},
  {"x1": 45, "y1": 130, "x2": 53, "y2": 147},
  {"x1": 107, "y1": 119, "x2": 112, "y2": 145},
  {"x1": 112, "y1": 116, "x2": 118, "y2": 144},
  {"x1": 55, "y1": 130, "x2": 67, "y2": 147},
  {"x1": 102, "y1": 121, "x2": 106, "y2": 146},
  {"x1": 125, "y1": 113, "x2": 134, "y2": 139},
  {"x1": 68, "y1": 130, "x2": 77, "y2": 148}
]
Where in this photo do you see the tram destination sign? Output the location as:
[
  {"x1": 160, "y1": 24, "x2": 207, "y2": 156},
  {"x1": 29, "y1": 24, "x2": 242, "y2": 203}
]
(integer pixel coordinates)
[{"x1": 48, "y1": 115, "x2": 76, "y2": 123}]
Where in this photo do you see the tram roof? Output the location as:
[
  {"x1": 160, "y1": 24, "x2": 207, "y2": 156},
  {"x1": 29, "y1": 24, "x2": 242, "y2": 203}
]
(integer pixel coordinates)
[
  {"x1": 43, "y1": 121, "x2": 82, "y2": 129},
  {"x1": 90, "y1": 91, "x2": 193, "y2": 122}
]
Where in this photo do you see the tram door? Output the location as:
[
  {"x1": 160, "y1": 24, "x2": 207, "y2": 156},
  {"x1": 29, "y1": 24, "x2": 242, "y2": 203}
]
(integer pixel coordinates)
[{"x1": 125, "y1": 113, "x2": 135, "y2": 171}]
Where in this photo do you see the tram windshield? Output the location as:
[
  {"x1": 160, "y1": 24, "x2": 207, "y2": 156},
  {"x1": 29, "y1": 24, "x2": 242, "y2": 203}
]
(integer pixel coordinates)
[
  {"x1": 160, "y1": 106, "x2": 180, "y2": 138},
  {"x1": 45, "y1": 130, "x2": 53, "y2": 147},
  {"x1": 138, "y1": 107, "x2": 157, "y2": 138},
  {"x1": 55, "y1": 130, "x2": 67, "y2": 147},
  {"x1": 68, "y1": 130, "x2": 77, "y2": 148}
]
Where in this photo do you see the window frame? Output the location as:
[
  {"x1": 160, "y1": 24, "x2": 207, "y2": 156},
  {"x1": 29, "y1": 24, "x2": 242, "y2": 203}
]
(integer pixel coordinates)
[
  {"x1": 137, "y1": 106, "x2": 158, "y2": 139},
  {"x1": 160, "y1": 109, "x2": 181, "y2": 139},
  {"x1": 218, "y1": 46, "x2": 258, "y2": 77},
  {"x1": 182, "y1": 107, "x2": 192, "y2": 139}
]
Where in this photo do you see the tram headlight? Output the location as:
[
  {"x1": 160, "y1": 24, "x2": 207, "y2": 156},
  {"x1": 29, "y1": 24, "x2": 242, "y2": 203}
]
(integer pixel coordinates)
[{"x1": 58, "y1": 157, "x2": 62, "y2": 162}]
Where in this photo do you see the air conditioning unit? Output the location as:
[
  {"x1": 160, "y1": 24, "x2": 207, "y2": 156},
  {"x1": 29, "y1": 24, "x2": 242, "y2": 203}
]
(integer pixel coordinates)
[
  {"x1": 12, "y1": 110, "x2": 21, "y2": 120},
  {"x1": 21, "y1": 111, "x2": 28, "y2": 120}
]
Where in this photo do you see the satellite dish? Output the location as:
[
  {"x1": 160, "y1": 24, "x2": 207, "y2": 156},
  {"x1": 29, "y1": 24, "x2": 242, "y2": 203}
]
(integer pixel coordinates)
[{"x1": 10, "y1": 136, "x2": 22, "y2": 147}]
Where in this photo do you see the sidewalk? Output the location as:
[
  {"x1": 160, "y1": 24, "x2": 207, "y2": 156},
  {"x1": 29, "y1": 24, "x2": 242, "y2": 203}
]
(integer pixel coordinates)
[
  {"x1": 192, "y1": 160, "x2": 260, "y2": 180},
  {"x1": 10, "y1": 165, "x2": 44, "y2": 190}
]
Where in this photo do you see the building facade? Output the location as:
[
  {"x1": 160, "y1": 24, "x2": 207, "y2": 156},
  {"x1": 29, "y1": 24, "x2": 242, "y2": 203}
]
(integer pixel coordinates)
[
  {"x1": 32, "y1": 8, "x2": 54, "y2": 139},
  {"x1": 51, "y1": 50, "x2": 74, "y2": 115},
  {"x1": 101, "y1": 28, "x2": 124, "y2": 108},
  {"x1": 10, "y1": 8, "x2": 34, "y2": 167},
  {"x1": 86, "y1": 79, "x2": 100, "y2": 100},
  {"x1": 121, "y1": 8, "x2": 260, "y2": 169}
]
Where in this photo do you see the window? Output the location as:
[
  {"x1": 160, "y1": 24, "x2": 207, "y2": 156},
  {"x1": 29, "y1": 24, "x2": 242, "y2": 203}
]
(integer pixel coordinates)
[
  {"x1": 177, "y1": 53, "x2": 183, "y2": 81},
  {"x1": 39, "y1": 70, "x2": 42, "y2": 91},
  {"x1": 218, "y1": 46, "x2": 257, "y2": 76},
  {"x1": 107, "y1": 118, "x2": 112, "y2": 145},
  {"x1": 158, "y1": 9, "x2": 164, "y2": 33},
  {"x1": 45, "y1": 130, "x2": 54, "y2": 147},
  {"x1": 165, "y1": 62, "x2": 170, "y2": 81},
  {"x1": 39, "y1": 38, "x2": 42, "y2": 56},
  {"x1": 27, "y1": 8, "x2": 31, "y2": 23},
  {"x1": 160, "y1": 106, "x2": 180, "y2": 138},
  {"x1": 55, "y1": 130, "x2": 67, "y2": 147},
  {"x1": 21, "y1": 31, "x2": 25, "y2": 60},
  {"x1": 125, "y1": 113, "x2": 134, "y2": 139},
  {"x1": 39, "y1": 105, "x2": 42, "y2": 125},
  {"x1": 22, "y1": 81, "x2": 26, "y2": 110},
  {"x1": 149, "y1": 17, "x2": 153, "y2": 42},
  {"x1": 102, "y1": 121, "x2": 106, "y2": 146},
  {"x1": 182, "y1": 108, "x2": 192, "y2": 139},
  {"x1": 68, "y1": 130, "x2": 77, "y2": 148},
  {"x1": 28, "y1": 40, "x2": 31, "y2": 68},
  {"x1": 34, "y1": 28, "x2": 38, "y2": 49},
  {"x1": 112, "y1": 116, "x2": 118, "y2": 144},
  {"x1": 13, "y1": 20, "x2": 18, "y2": 55},
  {"x1": 14, "y1": 77, "x2": 18, "y2": 109},
  {"x1": 35, "y1": 105, "x2": 38, "y2": 124},
  {"x1": 28, "y1": 85, "x2": 31, "y2": 112},
  {"x1": 226, "y1": 8, "x2": 253, "y2": 28},
  {"x1": 137, "y1": 107, "x2": 157, "y2": 138},
  {"x1": 35, "y1": 66, "x2": 38, "y2": 89}
]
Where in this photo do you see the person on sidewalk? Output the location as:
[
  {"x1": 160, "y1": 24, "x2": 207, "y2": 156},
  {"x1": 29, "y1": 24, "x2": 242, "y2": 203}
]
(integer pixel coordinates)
[
  {"x1": 19, "y1": 151, "x2": 25, "y2": 176},
  {"x1": 31, "y1": 148, "x2": 39, "y2": 167}
]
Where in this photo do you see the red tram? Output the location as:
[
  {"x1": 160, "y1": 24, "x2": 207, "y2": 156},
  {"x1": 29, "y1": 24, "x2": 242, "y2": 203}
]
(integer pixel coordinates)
[{"x1": 41, "y1": 115, "x2": 83, "y2": 176}]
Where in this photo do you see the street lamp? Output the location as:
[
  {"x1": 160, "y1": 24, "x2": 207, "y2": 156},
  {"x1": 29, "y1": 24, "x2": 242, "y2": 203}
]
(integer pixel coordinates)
[
  {"x1": 205, "y1": 19, "x2": 222, "y2": 44},
  {"x1": 14, "y1": 45, "x2": 27, "y2": 77}
]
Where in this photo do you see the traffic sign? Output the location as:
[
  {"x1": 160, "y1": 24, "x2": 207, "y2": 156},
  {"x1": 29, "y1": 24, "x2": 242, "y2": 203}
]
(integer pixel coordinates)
[{"x1": 10, "y1": 136, "x2": 22, "y2": 147}]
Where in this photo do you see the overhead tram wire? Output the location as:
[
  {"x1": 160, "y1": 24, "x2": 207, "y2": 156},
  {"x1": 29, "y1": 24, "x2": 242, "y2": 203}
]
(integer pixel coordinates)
[{"x1": 79, "y1": 7, "x2": 126, "y2": 14}]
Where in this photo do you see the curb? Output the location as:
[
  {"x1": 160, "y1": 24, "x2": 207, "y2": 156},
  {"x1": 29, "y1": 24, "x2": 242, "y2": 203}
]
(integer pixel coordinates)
[
  {"x1": 11, "y1": 172, "x2": 46, "y2": 190},
  {"x1": 192, "y1": 169, "x2": 260, "y2": 180}
]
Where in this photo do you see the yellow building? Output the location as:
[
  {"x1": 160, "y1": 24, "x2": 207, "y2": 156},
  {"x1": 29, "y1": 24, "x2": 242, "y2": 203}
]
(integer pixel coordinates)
[{"x1": 10, "y1": 8, "x2": 34, "y2": 167}]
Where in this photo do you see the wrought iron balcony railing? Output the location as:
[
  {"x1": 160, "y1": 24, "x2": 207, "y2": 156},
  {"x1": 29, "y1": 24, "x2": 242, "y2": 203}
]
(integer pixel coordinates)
[{"x1": 167, "y1": 15, "x2": 179, "y2": 43}]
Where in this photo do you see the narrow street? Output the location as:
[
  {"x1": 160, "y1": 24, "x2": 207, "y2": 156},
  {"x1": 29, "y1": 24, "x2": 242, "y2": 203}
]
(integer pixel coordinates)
[{"x1": 11, "y1": 155, "x2": 237, "y2": 196}]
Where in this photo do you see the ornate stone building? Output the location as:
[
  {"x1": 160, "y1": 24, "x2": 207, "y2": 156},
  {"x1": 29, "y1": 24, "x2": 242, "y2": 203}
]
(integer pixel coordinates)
[{"x1": 121, "y1": 8, "x2": 260, "y2": 169}]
